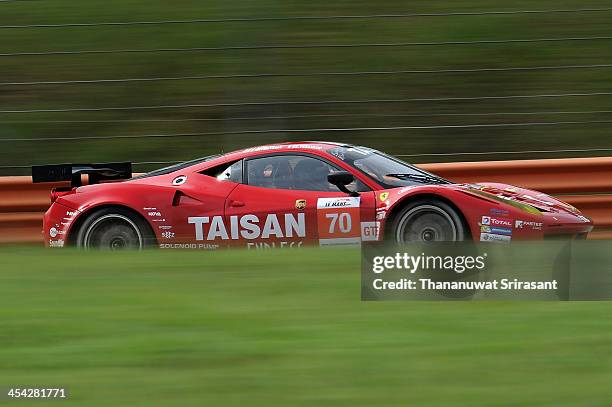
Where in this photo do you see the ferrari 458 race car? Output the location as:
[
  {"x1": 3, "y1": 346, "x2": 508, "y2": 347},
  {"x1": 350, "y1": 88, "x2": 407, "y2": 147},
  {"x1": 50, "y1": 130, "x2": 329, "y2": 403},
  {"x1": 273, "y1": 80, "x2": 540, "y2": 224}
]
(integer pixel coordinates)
[{"x1": 34, "y1": 142, "x2": 593, "y2": 249}]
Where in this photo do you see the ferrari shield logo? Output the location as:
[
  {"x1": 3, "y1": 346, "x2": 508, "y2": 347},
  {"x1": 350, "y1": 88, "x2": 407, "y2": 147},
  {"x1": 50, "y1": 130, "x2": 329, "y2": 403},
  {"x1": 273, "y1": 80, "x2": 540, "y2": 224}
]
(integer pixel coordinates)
[
  {"x1": 379, "y1": 192, "x2": 389, "y2": 201},
  {"x1": 295, "y1": 199, "x2": 306, "y2": 210}
]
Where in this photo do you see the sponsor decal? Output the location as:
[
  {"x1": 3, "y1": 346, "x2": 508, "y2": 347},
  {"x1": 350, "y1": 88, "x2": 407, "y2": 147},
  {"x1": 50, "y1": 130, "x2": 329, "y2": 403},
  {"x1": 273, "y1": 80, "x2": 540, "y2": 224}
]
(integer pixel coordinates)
[
  {"x1": 317, "y1": 197, "x2": 360, "y2": 209},
  {"x1": 148, "y1": 211, "x2": 162, "y2": 217},
  {"x1": 188, "y1": 213, "x2": 305, "y2": 241},
  {"x1": 379, "y1": 192, "x2": 389, "y2": 202},
  {"x1": 515, "y1": 220, "x2": 543, "y2": 230},
  {"x1": 480, "y1": 233, "x2": 511, "y2": 243},
  {"x1": 490, "y1": 208, "x2": 510, "y2": 217},
  {"x1": 49, "y1": 227, "x2": 58, "y2": 238},
  {"x1": 481, "y1": 216, "x2": 513, "y2": 228},
  {"x1": 49, "y1": 239, "x2": 65, "y2": 248},
  {"x1": 247, "y1": 241, "x2": 304, "y2": 249},
  {"x1": 493, "y1": 227, "x2": 512, "y2": 235},
  {"x1": 161, "y1": 231, "x2": 175, "y2": 239},
  {"x1": 481, "y1": 225, "x2": 512, "y2": 235},
  {"x1": 491, "y1": 226, "x2": 512, "y2": 236},
  {"x1": 317, "y1": 197, "x2": 361, "y2": 246},
  {"x1": 360, "y1": 222, "x2": 380, "y2": 241},
  {"x1": 375, "y1": 197, "x2": 391, "y2": 221},
  {"x1": 160, "y1": 243, "x2": 219, "y2": 250},
  {"x1": 63, "y1": 210, "x2": 78, "y2": 221},
  {"x1": 295, "y1": 199, "x2": 306, "y2": 210},
  {"x1": 158, "y1": 225, "x2": 173, "y2": 230},
  {"x1": 241, "y1": 144, "x2": 323, "y2": 153}
]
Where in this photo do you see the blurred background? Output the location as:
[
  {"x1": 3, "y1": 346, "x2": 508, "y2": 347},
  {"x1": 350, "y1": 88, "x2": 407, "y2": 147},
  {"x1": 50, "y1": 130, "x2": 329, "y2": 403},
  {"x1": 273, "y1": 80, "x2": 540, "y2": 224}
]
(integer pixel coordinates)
[
  {"x1": 1, "y1": 0, "x2": 611, "y2": 175},
  {"x1": 2, "y1": 4, "x2": 612, "y2": 404}
]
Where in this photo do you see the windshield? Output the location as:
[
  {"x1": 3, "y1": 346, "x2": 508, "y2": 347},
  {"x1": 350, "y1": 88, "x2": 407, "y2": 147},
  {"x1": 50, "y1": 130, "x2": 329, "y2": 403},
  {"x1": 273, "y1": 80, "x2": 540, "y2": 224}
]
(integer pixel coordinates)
[
  {"x1": 131, "y1": 154, "x2": 222, "y2": 180},
  {"x1": 328, "y1": 146, "x2": 451, "y2": 188}
]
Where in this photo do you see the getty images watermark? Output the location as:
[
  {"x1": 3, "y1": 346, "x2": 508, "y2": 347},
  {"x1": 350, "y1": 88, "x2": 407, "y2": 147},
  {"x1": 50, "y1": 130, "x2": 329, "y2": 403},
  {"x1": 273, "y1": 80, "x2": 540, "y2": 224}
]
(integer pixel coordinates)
[
  {"x1": 371, "y1": 252, "x2": 558, "y2": 291},
  {"x1": 362, "y1": 241, "x2": 612, "y2": 301}
]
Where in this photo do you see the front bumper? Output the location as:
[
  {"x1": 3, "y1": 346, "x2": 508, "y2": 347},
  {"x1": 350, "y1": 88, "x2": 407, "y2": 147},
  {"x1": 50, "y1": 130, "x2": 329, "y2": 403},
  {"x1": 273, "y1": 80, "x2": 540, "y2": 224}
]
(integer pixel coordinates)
[{"x1": 541, "y1": 212, "x2": 594, "y2": 239}]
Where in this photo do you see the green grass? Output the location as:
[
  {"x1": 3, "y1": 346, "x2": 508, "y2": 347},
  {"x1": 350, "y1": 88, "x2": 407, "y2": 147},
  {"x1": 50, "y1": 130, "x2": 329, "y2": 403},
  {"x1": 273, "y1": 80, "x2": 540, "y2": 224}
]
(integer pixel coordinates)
[{"x1": 1, "y1": 247, "x2": 611, "y2": 406}]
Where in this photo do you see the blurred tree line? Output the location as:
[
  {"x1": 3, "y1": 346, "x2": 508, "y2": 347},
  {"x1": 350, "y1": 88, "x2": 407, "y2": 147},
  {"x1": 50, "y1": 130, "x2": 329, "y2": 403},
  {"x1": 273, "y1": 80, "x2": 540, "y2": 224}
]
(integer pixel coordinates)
[{"x1": 1, "y1": 0, "x2": 611, "y2": 174}]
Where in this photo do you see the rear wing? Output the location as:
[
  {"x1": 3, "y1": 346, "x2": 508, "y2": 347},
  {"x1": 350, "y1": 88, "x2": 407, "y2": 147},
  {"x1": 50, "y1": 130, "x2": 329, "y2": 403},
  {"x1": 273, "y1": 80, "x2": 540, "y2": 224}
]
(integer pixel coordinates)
[{"x1": 31, "y1": 162, "x2": 132, "y2": 187}]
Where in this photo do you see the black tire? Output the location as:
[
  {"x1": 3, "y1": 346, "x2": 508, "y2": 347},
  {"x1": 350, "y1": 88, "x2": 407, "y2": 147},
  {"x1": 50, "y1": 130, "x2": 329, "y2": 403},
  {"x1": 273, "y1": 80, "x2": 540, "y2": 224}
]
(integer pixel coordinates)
[
  {"x1": 76, "y1": 207, "x2": 154, "y2": 250},
  {"x1": 391, "y1": 199, "x2": 467, "y2": 243}
]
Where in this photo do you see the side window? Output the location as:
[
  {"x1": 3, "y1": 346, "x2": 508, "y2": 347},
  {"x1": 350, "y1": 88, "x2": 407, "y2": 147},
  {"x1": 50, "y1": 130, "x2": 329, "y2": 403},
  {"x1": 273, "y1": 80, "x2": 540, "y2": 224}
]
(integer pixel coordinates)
[
  {"x1": 247, "y1": 155, "x2": 336, "y2": 191},
  {"x1": 201, "y1": 160, "x2": 243, "y2": 183},
  {"x1": 291, "y1": 156, "x2": 336, "y2": 192}
]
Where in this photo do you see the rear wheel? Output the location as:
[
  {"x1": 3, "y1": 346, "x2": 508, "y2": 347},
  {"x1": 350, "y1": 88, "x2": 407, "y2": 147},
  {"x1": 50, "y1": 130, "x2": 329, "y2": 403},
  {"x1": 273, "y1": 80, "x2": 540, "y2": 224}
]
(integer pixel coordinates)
[
  {"x1": 392, "y1": 200, "x2": 466, "y2": 243},
  {"x1": 76, "y1": 208, "x2": 153, "y2": 250}
]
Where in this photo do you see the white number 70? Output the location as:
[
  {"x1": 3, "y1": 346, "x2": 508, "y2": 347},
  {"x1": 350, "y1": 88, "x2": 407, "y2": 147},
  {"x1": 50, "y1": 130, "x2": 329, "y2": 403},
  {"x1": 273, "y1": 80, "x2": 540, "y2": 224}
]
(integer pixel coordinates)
[{"x1": 325, "y1": 212, "x2": 352, "y2": 234}]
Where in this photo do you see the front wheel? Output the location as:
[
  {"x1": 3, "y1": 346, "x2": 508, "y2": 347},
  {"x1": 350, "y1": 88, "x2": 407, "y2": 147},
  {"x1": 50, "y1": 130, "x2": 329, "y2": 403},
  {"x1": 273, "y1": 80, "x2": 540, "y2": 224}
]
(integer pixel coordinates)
[
  {"x1": 391, "y1": 200, "x2": 467, "y2": 243},
  {"x1": 76, "y1": 208, "x2": 153, "y2": 250}
]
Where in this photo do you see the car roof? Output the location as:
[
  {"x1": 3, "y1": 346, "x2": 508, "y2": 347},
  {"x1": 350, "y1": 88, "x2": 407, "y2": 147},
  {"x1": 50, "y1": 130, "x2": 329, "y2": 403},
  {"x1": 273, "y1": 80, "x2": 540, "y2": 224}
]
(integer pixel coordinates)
[
  {"x1": 197, "y1": 141, "x2": 346, "y2": 167},
  {"x1": 133, "y1": 141, "x2": 351, "y2": 180},
  {"x1": 234, "y1": 141, "x2": 343, "y2": 155}
]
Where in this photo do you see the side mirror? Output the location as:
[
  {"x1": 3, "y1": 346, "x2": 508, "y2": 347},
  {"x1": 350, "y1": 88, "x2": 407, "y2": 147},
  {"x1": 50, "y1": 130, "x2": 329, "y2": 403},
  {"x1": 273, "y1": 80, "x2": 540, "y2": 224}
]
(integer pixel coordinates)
[{"x1": 328, "y1": 171, "x2": 359, "y2": 197}]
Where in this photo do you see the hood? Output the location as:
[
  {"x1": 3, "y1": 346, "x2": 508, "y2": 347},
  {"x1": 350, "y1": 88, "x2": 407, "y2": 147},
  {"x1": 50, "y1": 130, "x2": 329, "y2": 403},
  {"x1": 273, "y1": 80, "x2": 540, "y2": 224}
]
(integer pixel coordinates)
[{"x1": 456, "y1": 182, "x2": 581, "y2": 215}]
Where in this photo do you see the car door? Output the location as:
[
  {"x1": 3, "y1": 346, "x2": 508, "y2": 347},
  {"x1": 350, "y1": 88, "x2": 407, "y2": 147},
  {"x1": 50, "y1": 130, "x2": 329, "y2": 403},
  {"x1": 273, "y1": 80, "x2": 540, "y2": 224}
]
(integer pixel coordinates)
[
  {"x1": 225, "y1": 153, "x2": 376, "y2": 249},
  {"x1": 165, "y1": 160, "x2": 242, "y2": 249}
]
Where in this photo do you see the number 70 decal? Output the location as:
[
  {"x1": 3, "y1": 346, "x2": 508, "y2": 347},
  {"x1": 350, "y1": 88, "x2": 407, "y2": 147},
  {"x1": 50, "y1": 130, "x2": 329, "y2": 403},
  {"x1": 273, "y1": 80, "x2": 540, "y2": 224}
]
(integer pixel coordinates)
[
  {"x1": 325, "y1": 212, "x2": 352, "y2": 234},
  {"x1": 317, "y1": 197, "x2": 361, "y2": 245}
]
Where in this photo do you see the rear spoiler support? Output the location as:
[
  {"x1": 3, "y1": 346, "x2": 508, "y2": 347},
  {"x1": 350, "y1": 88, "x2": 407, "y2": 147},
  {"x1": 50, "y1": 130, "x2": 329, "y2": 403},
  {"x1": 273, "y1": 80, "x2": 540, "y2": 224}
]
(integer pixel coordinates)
[{"x1": 32, "y1": 162, "x2": 132, "y2": 187}]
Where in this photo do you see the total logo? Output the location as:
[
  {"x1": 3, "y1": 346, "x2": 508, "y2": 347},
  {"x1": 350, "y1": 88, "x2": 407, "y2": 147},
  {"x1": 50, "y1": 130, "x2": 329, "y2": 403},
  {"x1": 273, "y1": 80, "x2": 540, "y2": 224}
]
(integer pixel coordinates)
[
  {"x1": 481, "y1": 216, "x2": 513, "y2": 228},
  {"x1": 515, "y1": 220, "x2": 543, "y2": 230}
]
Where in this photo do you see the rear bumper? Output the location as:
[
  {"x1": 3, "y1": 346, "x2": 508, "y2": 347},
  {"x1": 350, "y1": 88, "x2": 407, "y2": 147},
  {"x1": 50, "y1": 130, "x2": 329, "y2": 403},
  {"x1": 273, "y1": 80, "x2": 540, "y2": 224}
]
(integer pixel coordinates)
[{"x1": 43, "y1": 202, "x2": 80, "y2": 248}]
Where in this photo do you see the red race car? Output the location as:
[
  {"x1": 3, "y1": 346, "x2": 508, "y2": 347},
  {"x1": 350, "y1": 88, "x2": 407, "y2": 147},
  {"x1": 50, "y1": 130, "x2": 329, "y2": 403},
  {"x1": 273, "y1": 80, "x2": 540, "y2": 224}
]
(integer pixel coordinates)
[{"x1": 33, "y1": 142, "x2": 593, "y2": 249}]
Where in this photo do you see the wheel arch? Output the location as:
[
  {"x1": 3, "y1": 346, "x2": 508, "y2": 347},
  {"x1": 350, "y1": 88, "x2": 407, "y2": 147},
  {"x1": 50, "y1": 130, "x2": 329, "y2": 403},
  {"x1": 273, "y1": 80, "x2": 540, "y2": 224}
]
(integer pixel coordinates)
[
  {"x1": 67, "y1": 203, "x2": 157, "y2": 246},
  {"x1": 384, "y1": 193, "x2": 472, "y2": 240}
]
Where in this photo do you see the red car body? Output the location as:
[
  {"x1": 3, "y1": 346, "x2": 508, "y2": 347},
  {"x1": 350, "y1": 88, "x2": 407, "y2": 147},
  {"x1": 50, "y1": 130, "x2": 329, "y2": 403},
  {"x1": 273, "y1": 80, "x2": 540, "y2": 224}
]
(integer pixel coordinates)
[{"x1": 42, "y1": 142, "x2": 593, "y2": 248}]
